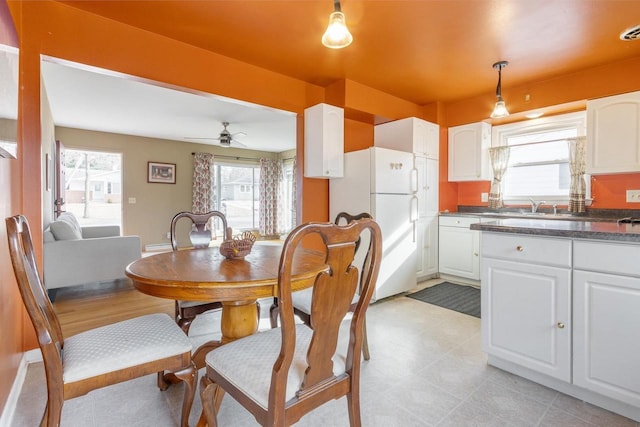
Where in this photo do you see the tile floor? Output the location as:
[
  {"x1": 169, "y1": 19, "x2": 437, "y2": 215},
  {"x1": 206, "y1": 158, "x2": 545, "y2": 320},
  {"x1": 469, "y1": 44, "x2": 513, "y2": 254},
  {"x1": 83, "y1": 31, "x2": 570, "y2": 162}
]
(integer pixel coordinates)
[{"x1": 12, "y1": 280, "x2": 639, "y2": 426}]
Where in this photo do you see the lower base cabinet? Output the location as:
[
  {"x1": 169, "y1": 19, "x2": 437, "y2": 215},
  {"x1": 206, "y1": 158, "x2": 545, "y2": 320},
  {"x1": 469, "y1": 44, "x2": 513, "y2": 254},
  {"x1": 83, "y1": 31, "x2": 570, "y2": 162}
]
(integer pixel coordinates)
[
  {"x1": 439, "y1": 216, "x2": 480, "y2": 280},
  {"x1": 417, "y1": 216, "x2": 438, "y2": 280},
  {"x1": 573, "y1": 240, "x2": 640, "y2": 409},
  {"x1": 482, "y1": 257, "x2": 571, "y2": 382},
  {"x1": 481, "y1": 234, "x2": 640, "y2": 421}
]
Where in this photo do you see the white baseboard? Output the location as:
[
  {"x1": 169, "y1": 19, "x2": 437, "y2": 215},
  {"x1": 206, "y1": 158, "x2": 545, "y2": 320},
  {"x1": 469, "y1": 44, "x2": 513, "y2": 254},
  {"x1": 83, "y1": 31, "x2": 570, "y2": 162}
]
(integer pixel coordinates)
[{"x1": 0, "y1": 349, "x2": 42, "y2": 427}]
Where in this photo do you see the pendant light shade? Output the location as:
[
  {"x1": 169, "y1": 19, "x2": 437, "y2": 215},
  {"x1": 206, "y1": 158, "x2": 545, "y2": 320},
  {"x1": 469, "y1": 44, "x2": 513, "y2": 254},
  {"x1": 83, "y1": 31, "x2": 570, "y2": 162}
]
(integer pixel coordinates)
[
  {"x1": 490, "y1": 61, "x2": 509, "y2": 118},
  {"x1": 322, "y1": 0, "x2": 353, "y2": 49}
]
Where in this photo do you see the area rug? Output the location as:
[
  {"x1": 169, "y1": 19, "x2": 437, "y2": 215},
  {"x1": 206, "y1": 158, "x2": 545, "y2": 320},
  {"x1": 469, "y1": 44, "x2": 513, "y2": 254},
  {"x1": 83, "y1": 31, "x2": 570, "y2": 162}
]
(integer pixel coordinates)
[{"x1": 407, "y1": 282, "x2": 480, "y2": 318}]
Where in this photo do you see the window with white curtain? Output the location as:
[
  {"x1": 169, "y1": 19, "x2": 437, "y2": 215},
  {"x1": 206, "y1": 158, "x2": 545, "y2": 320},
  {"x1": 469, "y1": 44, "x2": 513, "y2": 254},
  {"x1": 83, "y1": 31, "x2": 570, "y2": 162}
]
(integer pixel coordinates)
[{"x1": 492, "y1": 111, "x2": 587, "y2": 203}]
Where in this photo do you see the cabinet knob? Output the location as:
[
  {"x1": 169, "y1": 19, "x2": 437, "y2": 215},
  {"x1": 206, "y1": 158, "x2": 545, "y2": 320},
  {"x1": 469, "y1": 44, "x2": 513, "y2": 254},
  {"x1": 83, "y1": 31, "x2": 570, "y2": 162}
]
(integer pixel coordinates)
[
  {"x1": 473, "y1": 252, "x2": 478, "y2": 257},
  {"x1": 516, "y1": 245, "x2": 524, "y2": 252},
  {"x1": 557, "y1": 322, "x2": 565, "y2": 329}
]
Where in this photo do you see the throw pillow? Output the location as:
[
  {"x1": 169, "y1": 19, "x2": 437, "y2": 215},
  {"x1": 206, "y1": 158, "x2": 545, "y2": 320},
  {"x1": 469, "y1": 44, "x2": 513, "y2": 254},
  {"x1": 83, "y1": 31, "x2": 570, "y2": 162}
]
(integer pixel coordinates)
[{"x1": 50, "y1": 213, "x2": 83, "y2": 240}]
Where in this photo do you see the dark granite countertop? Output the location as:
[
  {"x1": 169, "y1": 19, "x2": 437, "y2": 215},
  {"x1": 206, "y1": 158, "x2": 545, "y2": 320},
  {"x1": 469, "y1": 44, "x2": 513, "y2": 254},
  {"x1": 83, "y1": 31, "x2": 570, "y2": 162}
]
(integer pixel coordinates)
[{"x1": 470, "y1": 218, "x2": 640, "y2": 243}]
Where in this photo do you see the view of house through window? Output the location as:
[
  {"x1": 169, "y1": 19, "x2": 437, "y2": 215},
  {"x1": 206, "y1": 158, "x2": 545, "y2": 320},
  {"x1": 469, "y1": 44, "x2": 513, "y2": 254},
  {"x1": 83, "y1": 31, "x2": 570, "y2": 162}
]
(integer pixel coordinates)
[
  {"x1": 211, "y1": 160, "x2": 295, "y2": 238},
  {"x1": 213, "y1": 163, "x2": 259, "y2": 235},
  {"x1": 64, "y1": 149, "x2": 122, "y2": 227},
  {"x1": 493, "y1": 112, "x2": 587, "y2": 203}
]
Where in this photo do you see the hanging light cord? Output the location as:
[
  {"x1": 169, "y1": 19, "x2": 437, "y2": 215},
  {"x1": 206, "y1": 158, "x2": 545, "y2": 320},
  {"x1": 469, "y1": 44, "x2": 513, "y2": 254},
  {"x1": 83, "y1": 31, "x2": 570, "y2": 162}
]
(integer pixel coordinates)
[
  {"x1": 495, "y1": 66, "x2": 503, "y2": 100},
  {"x1": 333, "y1": 0, "x2": 341, "y2": 12}
]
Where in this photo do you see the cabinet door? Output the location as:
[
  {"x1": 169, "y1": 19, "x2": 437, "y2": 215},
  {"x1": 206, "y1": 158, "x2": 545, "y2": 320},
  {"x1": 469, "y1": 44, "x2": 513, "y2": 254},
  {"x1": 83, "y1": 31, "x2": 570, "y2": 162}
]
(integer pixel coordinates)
[
  {"x1": 304, "y1": 103, "x2": 344, "y2": 178},
  {"x1": 448, "y1": 122, "x2": 491, "y2": 181},
  {"x1": 438, "y1": 225, "x2": 480, "y2": 279},
  {"x1": 482, "y1": 258, "x2": 571, "y2": 381},
  {"x1": 586, "y1": 91, "x2": 640, "y2": 174},
  {"x1": 417, "y1": 215, "x2": 438, "y2": 279},
  {"x1": 573, "y1": 270, "x2": 640, "y2": 407},
  {"x1": 415, "y1": 119, "x2": 440, "y2": 159},
  {"x1": 415, "y1": 156, "x2": 438, "y2": 217}
]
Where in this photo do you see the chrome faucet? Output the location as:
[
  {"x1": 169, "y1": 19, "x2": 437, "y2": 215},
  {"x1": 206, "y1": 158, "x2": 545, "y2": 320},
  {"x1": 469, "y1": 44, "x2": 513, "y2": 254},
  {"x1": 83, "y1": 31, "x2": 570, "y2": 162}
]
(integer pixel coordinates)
[{"x1": 529, "y1": 198, "x2": 546, "y2": 213}]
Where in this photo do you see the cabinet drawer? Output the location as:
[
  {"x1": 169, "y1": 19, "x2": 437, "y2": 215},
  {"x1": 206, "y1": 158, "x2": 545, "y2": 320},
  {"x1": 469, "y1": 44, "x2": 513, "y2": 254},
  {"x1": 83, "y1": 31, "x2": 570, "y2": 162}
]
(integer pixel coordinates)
[
  {"x1": 574, "y1": 240, "x2": 640, "y2": 277},
  {"x1": 439, "y1": 215, "x2": 481, "y2": 228},
  {"x1": 482, "y1": 233, "x2": 571, "y2": 268}
]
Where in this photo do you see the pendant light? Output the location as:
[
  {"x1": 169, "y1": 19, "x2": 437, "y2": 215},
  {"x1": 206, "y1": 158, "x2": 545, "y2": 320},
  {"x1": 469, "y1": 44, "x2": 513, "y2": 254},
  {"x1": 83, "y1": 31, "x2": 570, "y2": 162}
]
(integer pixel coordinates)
[
  {"x1": 490, "y1": 61, "x2": 509, "y2": 118},
  {"x1": 322, "y1": 0, "x2": 353, "y2": 49}
]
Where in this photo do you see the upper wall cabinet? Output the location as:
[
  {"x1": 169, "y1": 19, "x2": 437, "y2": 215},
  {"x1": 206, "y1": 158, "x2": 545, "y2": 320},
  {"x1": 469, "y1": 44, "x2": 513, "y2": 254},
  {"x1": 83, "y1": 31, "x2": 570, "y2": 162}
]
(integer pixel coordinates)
[
  {"x1": 304, "y1": 103, "x2": 344, "y2": 179},
  {"x1": 586, "y1": 91, "x2": 640, "y2": 175},
  {"x1": 448, "y1": 122, "x2": 492, "y2": 181},
  {"x1": 374, "y1": 117, "x2": 439, "y2": 159}
]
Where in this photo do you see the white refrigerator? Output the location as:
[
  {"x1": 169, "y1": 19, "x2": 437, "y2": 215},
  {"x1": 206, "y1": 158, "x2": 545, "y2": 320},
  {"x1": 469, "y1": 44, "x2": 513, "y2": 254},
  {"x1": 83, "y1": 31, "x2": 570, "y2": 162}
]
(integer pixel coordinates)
[{"x1": 330, "y1": 147, "x2": 418, "y2": 301}]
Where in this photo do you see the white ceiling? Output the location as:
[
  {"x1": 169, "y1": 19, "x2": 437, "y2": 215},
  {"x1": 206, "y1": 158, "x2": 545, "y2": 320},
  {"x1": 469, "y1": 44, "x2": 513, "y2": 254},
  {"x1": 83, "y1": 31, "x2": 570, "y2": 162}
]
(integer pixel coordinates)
[{"x1": 40, "y1": 59, "x2": 297, "y2": 153}]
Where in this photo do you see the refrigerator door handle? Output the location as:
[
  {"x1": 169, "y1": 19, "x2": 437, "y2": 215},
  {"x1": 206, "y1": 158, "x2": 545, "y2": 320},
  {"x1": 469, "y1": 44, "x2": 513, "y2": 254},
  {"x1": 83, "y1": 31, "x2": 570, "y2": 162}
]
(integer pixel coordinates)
[
  {"x1": 410, "y1": 167, "x2": 419, "y2": 193},
  {"x1": 410, "y1": 195, "x2": 419, "y2": 222}
]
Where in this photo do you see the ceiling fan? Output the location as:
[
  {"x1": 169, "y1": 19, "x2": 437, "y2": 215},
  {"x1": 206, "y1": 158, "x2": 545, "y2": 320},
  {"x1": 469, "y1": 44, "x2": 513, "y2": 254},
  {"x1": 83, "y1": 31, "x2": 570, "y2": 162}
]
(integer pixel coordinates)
[{"x1": 186, "y1": 121, "x2": 247, "y2": 147}]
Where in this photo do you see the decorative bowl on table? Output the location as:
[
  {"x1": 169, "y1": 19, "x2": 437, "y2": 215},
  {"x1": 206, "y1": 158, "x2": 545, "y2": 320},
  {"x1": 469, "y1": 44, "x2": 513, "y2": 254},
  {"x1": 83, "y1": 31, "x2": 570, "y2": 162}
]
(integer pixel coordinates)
[{"x1": 219, "y1": 231, "x2": 256, "y2": 259}]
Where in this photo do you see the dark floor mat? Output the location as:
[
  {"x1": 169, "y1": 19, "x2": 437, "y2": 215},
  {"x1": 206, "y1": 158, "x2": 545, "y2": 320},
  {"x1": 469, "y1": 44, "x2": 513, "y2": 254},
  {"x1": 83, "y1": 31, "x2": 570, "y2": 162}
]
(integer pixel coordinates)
[{"x1": 407, "y1": 282, "x2": 480, "y2": 318}]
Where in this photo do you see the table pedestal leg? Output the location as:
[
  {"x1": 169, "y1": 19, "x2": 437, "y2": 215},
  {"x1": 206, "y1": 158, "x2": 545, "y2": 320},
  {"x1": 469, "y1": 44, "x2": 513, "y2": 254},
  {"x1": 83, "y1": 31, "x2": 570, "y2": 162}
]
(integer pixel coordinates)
[
  {"x1": 221, "y1": 299, "x2": 260, "y2": 343},
  {"x1": 191, "y1": 299, "x2": 260, "y2": 369}
]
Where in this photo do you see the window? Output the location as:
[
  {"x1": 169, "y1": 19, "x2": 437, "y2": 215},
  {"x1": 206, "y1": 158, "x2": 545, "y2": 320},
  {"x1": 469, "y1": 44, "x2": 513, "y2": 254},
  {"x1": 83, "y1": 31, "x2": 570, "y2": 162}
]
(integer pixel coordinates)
[
  {"x1": 213, "y1": 163, "x2": 260, "y2": 235},
  {"x1": 492, "y1": 112, "x2": 587, "y2": 203},
  {"x1": 64, "y1": 149, "x2": 122, "y2": 227}
]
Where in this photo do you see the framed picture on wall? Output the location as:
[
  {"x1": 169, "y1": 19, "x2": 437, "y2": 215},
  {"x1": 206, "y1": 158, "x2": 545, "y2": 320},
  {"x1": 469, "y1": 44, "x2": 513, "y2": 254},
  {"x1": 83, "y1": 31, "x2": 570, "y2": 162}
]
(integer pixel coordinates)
[{"x1": 148, "y1": 161, "x2": 176, "y2": 184}]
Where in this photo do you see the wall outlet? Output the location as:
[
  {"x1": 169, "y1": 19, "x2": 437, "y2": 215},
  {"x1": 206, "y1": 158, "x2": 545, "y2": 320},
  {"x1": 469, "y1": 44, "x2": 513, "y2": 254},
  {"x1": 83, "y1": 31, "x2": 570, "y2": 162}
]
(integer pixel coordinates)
[
  {"x1": 481, "y1": 192, "x2": 489, "y2": 202},
  {"x1": 166, "y1": 232, "x2": 171, "y2": 239},
  {"x1": 128, "y1": 197, "x2": 136, "y2": 204},
  {"x1": 626, "y1": 190, "x2": 640, "y2": 203}
]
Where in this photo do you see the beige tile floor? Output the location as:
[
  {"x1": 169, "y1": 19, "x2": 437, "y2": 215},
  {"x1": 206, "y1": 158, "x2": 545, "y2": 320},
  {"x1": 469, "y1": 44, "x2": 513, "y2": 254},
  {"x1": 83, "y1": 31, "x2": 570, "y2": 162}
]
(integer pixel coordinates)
[{"x1": 13, "y1": 280, "x2": 639, "y2": 426}]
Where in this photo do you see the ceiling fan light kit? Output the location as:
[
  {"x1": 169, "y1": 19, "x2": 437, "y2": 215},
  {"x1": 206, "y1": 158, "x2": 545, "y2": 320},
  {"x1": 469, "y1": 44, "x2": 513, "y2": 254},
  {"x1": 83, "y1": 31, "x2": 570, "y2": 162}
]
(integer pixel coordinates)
[
  {"x1": 185, "y1": 121, "x2": 246, "y2": 148},
  {"x1": 490, "y1": 60, "x2": 510, "y2": 119},
  {"x1": 322, "y1": 0, "x2": 353, "y2": 49}
]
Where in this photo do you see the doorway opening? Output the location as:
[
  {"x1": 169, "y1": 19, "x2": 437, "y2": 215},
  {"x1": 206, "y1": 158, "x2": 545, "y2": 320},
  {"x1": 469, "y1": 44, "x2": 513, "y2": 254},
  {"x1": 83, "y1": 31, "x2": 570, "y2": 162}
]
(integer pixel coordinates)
[{"x1": 63, "y1": 149, "x2": 123, "y2": 228}]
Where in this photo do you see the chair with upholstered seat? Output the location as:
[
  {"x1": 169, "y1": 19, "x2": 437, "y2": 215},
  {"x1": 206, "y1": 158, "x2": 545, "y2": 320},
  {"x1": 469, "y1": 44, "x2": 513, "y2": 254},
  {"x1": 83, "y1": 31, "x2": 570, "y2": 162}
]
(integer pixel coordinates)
[
  {"x1": 6, "y1": 215, "x2": 196, "y2": 427},
  {"x1": 269, "y1": 211, "x2": 374, "y2": 360},
  {"x1": 170, "y1": 211, "x2": 229, "y2": 334},
  {"x1": 200, "y1": 218, "x2": 382, "y2": 427}
]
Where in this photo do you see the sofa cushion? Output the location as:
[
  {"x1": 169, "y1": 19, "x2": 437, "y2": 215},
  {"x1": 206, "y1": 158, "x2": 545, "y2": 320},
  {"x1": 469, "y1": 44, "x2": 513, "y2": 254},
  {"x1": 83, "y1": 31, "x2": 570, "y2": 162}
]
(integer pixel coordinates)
[{"x1": 49, "y1": 212, "x2": 83, "y2": 241}]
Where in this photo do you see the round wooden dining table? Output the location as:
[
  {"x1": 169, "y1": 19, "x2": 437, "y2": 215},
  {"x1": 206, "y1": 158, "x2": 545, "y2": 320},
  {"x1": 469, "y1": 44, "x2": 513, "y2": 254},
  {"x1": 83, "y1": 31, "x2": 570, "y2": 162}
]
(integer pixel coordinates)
[{"x1": 125, "y1": 244, "x2": 326, "y2": 368}]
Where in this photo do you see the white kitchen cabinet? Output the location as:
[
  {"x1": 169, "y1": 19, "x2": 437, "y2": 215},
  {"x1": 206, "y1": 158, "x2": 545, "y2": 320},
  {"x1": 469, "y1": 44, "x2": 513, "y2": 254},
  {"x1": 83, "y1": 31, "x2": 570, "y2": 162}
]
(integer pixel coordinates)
[
  {"x1": 573, "y1": 240, "x2": 640, "y2": 408},
  {"x1": 448, "y1": 122, "x2": 491, "y2": 181},
  {"x1": 416, "y1": 215, "x2": 438, "y2": 280},
  {"x1": 374, "y1": 117, "x2": 439, "y2": 159},
  {"x1": 481, "y1": 233, "x2": 572, "y2": 381},
  {"x1": 304, "y1": 103, "x2": 344, "y2": 178},
  {"x1": 586, "y1": 91, "x2": 640, "y2": 174},
  {"x1": 415, "y1": 156, "x2": 439, "y2": 280},
  {"x1": 415, "y1": 156, "x2": 439, "y2": 217},
  {"x1": 438, "y1": 215, "x2": 480, "y2": 280}
]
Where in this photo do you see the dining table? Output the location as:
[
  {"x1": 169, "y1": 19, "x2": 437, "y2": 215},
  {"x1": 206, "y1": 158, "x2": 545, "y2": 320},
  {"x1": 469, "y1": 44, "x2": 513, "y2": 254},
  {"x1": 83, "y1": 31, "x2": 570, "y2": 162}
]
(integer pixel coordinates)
[{"x1": 125, "y1": 243, "x2": 327, "y2": 368}]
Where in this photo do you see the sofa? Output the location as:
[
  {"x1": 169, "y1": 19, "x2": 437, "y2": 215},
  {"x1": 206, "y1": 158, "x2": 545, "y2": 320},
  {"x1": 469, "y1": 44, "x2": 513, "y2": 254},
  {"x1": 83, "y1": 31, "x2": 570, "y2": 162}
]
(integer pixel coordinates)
[{"x1": 43, "y1": 212, "x2": 142, "y2": 289}]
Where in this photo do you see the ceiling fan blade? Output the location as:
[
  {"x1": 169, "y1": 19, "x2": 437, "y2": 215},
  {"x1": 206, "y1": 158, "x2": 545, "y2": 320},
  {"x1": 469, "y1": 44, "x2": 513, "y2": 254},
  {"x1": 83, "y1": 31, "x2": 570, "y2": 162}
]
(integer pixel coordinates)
[
  {"x1": 184, "y1": 137, "x2": 221, "y2": 140},
  {"x1": 231, "y1": 131, "x2": 247, "y2": 138},
  {"x1": 233, "y1": 140, "x2": 247, "y2": 148}
]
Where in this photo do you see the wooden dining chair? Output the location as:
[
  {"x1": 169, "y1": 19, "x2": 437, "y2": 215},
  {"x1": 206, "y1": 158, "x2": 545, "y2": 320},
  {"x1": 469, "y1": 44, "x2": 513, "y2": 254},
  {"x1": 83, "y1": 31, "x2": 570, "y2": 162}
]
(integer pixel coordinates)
[
  {"x1": 200, "y1": 218, "x2": 382, "y2": 426},
  {"x1": 170, "y1": 211, "x2": 229, "y2": 334},
  {"x1": 6, "y1": 215, "x2": 197, "y2": 427},
  {"x1": 269, "y1": 212, "x2": 374, "y2": 360}
]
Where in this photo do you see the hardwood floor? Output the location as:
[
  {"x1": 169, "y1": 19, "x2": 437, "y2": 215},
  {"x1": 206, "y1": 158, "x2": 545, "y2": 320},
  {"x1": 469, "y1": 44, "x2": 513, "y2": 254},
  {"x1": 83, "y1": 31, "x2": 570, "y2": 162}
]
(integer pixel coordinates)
[{"x1": 53, "y1": 279, "x2": 174, "y2": 337}]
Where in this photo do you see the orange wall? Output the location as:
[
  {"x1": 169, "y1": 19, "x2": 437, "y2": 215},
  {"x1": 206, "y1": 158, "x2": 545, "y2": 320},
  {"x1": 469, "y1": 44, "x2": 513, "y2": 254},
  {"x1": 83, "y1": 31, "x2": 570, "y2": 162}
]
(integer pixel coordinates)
[{"x1": 0, "y1": 0, "x2": 24, "y2": 416}]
